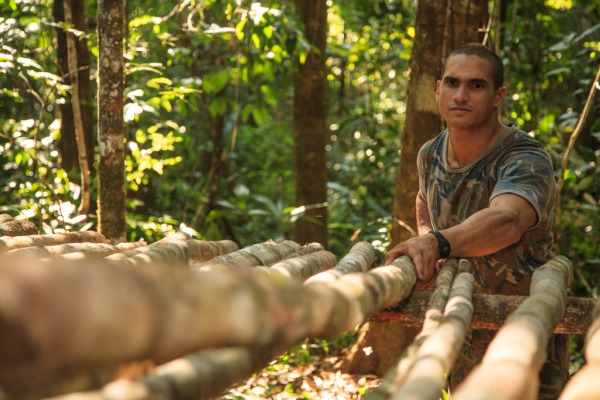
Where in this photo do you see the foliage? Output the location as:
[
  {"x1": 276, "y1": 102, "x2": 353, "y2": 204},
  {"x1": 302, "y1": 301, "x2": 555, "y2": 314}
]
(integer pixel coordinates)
[{"x1": 0, "y1": 0, "x2": 597, "y2": 275}]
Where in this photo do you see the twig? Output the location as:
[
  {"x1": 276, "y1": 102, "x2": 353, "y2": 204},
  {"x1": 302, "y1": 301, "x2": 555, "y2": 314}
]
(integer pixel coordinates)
[{"x1": 554, "y1": 66, "x2": 600, "y2": 247}]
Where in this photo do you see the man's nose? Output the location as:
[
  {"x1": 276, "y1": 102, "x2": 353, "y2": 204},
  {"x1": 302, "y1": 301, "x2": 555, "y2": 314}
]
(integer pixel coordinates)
[{"x1": 453, "y1": 85, "x2": 468, "y2": 102}]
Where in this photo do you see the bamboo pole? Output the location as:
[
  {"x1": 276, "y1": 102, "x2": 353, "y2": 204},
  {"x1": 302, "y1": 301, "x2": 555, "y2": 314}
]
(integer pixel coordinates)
[
  {"x1": 4, "y1": 241, "x2": 147, "y2": 260},
  {"x1": 0, "y1": 255, "x2": 417, "y2": 395},
  {"x1": 253, "y1": 250, "x2": 337, "y2": 282},
  {"x1": 558, "y1": 297, "x2": 600, "y2": 400},
  {"x1": 0, "y1": 231, "x2": 109, "y2": 253},
  {"x1": 36, "y1": 256, "x2": 416, "y2": 400},
  {"x1": 193, "y1": 240, "x2": 301, "y2": 271},
  {"x1": 376, "y1": 293, "x2": 594, "y2": 335},
  {"x1": 452, "y1": 256, "x2": 572, "y2": 400},
  {"x1": 305, "y1": 241, "x2": 376, "y2": 284},
  {"x1": 104, "y1": 239, "x2": 239, "y2": 267},
  {"x1": 390, "y1": 272, "x2": 475, "y2": 400},
  {"x1": 366, "y1": 258, "x2": 461, "y2": 400}
]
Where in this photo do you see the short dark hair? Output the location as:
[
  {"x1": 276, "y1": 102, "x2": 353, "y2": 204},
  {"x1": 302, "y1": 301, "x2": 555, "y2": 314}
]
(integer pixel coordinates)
[{"x1": 444, "y1": 43, "x2": 504, "y2": 89}]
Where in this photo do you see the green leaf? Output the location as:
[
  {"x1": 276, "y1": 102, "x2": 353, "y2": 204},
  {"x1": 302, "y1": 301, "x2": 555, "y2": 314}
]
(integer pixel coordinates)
[
  {"x1": 209, "y1": 97, "x2": 227, "y2": 116},
  {"x1": 203, "y1": 71, "x2": 230, "y2": 94},
  {"x1": 147, "y1": 77, "x2": 173, "y2": 89},
  {"x1": 235, "y1": 19, "x2": 247, "y2": 41}
]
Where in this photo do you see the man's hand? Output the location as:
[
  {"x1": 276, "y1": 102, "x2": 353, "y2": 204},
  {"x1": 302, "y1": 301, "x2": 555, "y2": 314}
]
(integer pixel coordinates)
[{"x1": 385, "y1": 233, "x2": 440, "y2": 282}]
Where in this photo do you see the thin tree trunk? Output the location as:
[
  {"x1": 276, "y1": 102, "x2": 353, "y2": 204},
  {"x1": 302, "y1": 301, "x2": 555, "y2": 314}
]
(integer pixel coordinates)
[
  {"x1": 453, "y1": 256, "x2": 572, "y2": 400},
  {"x1": 63, "y1": 0, "x2": 91, "y2": 216},
  {"x1": 293, "y1": 0, "x2": 328, "y2": 247},
  {"x1": 97, "y1": 0, "x2": 126, "y2": 243}
]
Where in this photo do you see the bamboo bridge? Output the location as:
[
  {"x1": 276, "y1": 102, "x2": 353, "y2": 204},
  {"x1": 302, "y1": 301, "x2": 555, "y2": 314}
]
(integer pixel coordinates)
[{"x1": 0, "y1": 226, "x2": 597, "y2": 399}]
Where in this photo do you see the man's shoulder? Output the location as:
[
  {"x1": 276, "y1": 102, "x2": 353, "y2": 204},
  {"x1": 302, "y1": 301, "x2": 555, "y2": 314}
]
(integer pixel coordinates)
[{"x1": 499, "y1": 127, "x2": 552, "y2": 163}]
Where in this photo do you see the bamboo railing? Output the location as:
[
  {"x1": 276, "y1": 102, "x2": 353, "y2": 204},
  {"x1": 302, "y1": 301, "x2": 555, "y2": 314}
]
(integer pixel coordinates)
[{"x1": 0, "y1": 232, "x2": 595, "y2": 400}]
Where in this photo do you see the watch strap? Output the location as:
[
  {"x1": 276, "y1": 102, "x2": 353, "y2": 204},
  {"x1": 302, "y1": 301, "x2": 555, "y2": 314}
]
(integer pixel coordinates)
[{"x1": 430, "y1": 230, "x2": 451, "y2": 258}]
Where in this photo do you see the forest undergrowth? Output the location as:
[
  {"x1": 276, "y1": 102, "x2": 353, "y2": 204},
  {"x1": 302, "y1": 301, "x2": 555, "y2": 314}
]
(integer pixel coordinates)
[{"x1": 220, "y1": 334, "x2": 381, "y2": 400}]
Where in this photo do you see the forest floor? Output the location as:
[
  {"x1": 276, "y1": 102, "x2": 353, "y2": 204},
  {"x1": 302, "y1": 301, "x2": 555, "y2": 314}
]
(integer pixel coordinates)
[{"x1": 219, "y1": 342, "x2": 382, "y2": 400}]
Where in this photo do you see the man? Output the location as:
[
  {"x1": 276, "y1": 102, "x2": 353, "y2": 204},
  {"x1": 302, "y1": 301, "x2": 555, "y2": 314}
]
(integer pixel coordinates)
[{"x1": 385, "y1": 43, "x2": 568, "y2": 398}]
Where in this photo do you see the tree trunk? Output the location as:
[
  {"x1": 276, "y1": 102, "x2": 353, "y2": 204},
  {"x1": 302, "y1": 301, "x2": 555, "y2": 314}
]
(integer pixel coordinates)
[
  {"x1": 353, "y1": 0, "x2": 490, "y2": 377},
  {"x1": 391, "y1": 0, "x2": 489, "y2": 246},
  {"x1": 293, "y1": 0, "x2": 328, "y2": 247},
  {"x1": 53, "y1": 0, "x2": 95, "y2": 174},
  {"x1": 97, "y1": 0, "x2": 126, "y2": 243},
  {"x1": 63, "y1": 0, "x2": 91, "y2": 216},
  {"x1": 452, "y1": 256, "x2": 572, "y2": 400}
]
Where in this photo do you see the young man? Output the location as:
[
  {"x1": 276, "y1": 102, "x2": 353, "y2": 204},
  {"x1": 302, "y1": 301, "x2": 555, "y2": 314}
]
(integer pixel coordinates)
[{"x1": 385, "y1": 43, "x2": 568, "y2": 398}]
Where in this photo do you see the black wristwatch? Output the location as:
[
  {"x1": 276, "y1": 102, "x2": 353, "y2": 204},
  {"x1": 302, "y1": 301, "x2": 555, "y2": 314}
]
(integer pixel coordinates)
[{"x1": 430, "y1": 230, "x2": 451, "y2": 258}]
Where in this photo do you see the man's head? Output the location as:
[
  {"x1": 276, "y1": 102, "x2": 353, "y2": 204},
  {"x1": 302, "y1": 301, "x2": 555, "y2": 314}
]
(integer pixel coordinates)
[
  {"x1": 436, "y1": 43, "x2": 507, "y2": 131},
  {"x1": 444, "y1": 43, "x2": 504, "y2": 90}
]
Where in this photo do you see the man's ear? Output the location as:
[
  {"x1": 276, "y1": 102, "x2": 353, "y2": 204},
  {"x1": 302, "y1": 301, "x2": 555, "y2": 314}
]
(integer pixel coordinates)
[
  {"x1": 435, "y1": 80, "x2": 441, "y2": 100},
  {"x1": 495, "y1": 86, "x2": 508, "y2": 107}
]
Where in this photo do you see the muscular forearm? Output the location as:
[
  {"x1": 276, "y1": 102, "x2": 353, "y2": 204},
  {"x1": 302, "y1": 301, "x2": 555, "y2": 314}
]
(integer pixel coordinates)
[
  {"x1": 439, "y1": 194, "x2": 537, "y2": 258},
  {"x1": 416, "y1": 194, "x2": 433, "y2": 236}
]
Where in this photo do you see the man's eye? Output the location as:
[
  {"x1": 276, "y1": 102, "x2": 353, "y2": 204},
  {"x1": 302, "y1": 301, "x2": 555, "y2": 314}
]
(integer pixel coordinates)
[{"x1": 471, "y1": 83, "x2": 483, "y2": 89}]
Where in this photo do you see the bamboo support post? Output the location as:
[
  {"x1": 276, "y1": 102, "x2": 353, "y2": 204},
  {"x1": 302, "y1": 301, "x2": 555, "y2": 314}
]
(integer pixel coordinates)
[
  {"x1": 452, "y1": 256, "x2": 573, "y2": 400},
  {"x1": 367, "y1": 258, "x2": 462, "y2": 400},
  {"x1": 558, "y1": 297, "x2": 600, "y2": 400},
  {"x1": 390, "y1": 272, "x2": 475, "y2": 400}
]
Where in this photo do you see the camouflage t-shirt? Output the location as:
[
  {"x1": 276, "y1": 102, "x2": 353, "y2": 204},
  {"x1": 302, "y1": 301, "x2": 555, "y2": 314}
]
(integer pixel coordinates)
[{"x1": 417, "y1": 125, "x2": 556, "y2": 295}]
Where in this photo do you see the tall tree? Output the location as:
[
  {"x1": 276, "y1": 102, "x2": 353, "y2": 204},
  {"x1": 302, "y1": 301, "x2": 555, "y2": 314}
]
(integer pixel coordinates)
[
  {"x1": 97, "y1": 0, "x2": 126, "y2": 243},
  {"x1": 391, "y1": 0, "x2": 489, "y2": 246},
  {"x1": 63, "y1": 0, "x2": 91, "y2": 215},
  {"x1": 293, "y1": 0, "x2": 328, "y2": 247},
  {"x1": 53, "y1": 0, "x2": 95, "y2": 174},
  {"x1": 343, "y1": 0, "x2": 489, "y2": 375}
]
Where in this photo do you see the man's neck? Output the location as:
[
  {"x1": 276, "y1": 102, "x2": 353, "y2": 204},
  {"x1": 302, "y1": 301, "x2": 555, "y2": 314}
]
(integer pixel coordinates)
[{"x1": 447, "y1": 120, "x2": 506, "y2": 168}]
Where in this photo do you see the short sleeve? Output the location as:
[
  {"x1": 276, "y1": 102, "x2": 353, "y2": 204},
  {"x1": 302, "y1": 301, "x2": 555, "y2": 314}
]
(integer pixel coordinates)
[{"x1": 491, "y1": 146, "x2": 556, "y2": 227}]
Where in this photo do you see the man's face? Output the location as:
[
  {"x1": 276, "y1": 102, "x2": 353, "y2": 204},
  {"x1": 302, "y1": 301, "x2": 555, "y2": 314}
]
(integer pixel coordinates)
[{"x1": 435, "y1": 54, "x2": 506, "y2": 130}]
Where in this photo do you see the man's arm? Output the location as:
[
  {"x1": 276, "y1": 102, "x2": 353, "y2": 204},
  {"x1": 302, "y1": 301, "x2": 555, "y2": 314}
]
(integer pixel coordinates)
[
  {"x1": 416, "y1": 194, "x2": 433, "y2": 236},
  {"x1": 385, "y1": 193, "x2": 537, "y2": 282}
]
